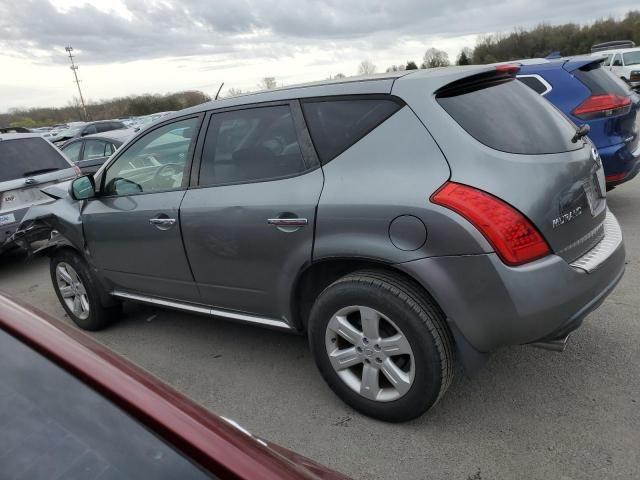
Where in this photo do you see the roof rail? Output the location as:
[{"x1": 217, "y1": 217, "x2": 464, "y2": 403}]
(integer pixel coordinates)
[{"x1": 591, "y1": 40, "x2": 636, "y2": 52}]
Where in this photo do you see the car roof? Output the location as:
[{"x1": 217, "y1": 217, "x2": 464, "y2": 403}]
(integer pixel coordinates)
[
  {"x1": 592, "y1": 46, "x2": 640, "y2": 55},
  {"x1": 175, "y1": 67, "x2": 495, "y2": 118},
  {"x1": 80, "y1": 128, "x2": 137, "y2": 143},
  {"x1": 0, "y1": 132, "x2": 48, "y2": 142}
]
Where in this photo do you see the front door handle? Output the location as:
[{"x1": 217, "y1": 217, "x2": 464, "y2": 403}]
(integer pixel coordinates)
[
  {"x1": 267, "y1": 218, "x2": 308, "y2": 227},
  {"x1": 149, "y1": 216, "x2": 176, "y2": 230}
]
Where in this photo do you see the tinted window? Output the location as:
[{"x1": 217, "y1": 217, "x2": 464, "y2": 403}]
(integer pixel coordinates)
[
  {"x1": 0, "y1": 330, "x2": 213, "y2": 479},
  {"x1": 437, "y1": 79, "x2": 580, "y2": 154},
  {"x1": 301, "y1": 98, "x2": 401, "y2": 163},
  {"x1": 0, "y1": 137, "x2": 71, "y2": 181},
  {"x1": 612, "y1": 54, "x2": 622, "y2": 67},
  {"x1": 518, "y1": 76, "x2": 549, "y2": 95},
  {"x1": 104, "y1": 118, "x2": 198, "y2": 196},
  {"x1": 61, "y1": 141, "x2": 82, "y2": 162},
  {"x1": 84, "y1": 140, "x2": 109, "y2": 159},
  {"x1": 200, "y1": 105, "x2": 305, "y2": 186},
  {"x1": 574, "y1": 65, "x2": 629, "y2": 96}
]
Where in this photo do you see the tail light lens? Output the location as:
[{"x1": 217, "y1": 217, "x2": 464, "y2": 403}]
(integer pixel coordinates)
[
  {"x1": 495, "y1": 64, "x2": 520, "y2": 75},
  {"x1": 605, "y1": 172, "x2": 627, "y2": 183},
  {"x1": 572, "y1": 94, "x2": 631, "y2": 120},
  {"x1": 431, "y1": 182, "x2": 551, "y2": 266},
  {"x1": 630, "y1": 71, "x2": 640, "y2": 82},
  {"x1": 73, "y1": 165, "x2": 82, "y2": 176}
]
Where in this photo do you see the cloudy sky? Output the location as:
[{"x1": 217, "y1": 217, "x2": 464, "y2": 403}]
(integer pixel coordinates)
[{"x1": 0, "y1": 0, "x2": 636, "y2": 112}]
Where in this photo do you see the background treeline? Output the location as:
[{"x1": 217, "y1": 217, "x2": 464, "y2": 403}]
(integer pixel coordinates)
[
  {"x1": 472, "y1": 10, "x2": 640, "y2": 64},
  {"x1": 1, "y1": 90, "x2": 211, "y2": 128}
]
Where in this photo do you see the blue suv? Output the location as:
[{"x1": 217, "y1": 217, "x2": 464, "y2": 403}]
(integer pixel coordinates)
[{"x1": 516, "y1": 57, "x2": 640, "y2": 188}]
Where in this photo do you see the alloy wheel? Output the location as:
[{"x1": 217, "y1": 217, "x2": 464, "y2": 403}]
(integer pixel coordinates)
[
  {"x1": 324, "y1": 305, "x2": 415, "y2": 402},
  {"x1": 56, "y1": 262, "x2": 90, "y2": 320}
]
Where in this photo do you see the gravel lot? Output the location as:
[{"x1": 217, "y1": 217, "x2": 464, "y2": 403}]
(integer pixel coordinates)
[{"x1": 1, "y1": 182, "x2": 639, "y2": 480}]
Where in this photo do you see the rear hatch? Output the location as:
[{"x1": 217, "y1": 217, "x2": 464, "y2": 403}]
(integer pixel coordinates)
[
  {"x1": 431, "y1": 68, "x2": 607, "y2": 263},
  {"x1": 565, "y1": 58, "x2": 639, "y2": 152},
  {"x1": 0, "y1": 137, "x2": 77, "y2": 220}
]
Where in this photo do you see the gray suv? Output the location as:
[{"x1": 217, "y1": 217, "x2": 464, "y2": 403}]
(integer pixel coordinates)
[{"x1": 28, "y1": 66, "x2": 625, "y2": 421}]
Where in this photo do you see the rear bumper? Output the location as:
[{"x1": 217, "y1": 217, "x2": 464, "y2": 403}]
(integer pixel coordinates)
[
  {"x1": 397, "y1": 211, "x2": 625, "y2": 353},
  {"x1": 600, "y1": 141, "x2": 640, "y2": 186},
  {"x1": 0, "y1": 206, "x2": 30, "y2": 249}
]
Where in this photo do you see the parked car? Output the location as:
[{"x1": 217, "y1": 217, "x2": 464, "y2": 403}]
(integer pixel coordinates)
[
  {"x1": 0, "y1": 126, "x2": 33, "y2": 134},
  {"x1": 0, "y1": 133, "x2": 78, "y2": 253},
  {"x1": 51, "y1": 120, "x2": 127, "y2": 146},
  {"x1": 60, "y1": 128, "x2": 136, "y2": 174},
  {"x1": 0, "y1": 292, "x2": 349, "y2": 480},
  {"x1": 515, "y1": 56, "x2": 640, "y2": 187},
  {"x1": 15, "y1": 66, "x2": 625, "y2": 422},
  {"x1": 592, "y1": 45, "x2": 640, "y2": 91}
]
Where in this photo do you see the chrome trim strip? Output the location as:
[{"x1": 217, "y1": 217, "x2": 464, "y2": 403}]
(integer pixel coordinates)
[
  {"x1": 267, "y1": 218, "x2": 308, "y2": 226},
  {"x1": 570, "y1": 210, "x2": 623, "y2": 273},
  {"x1": 111, "y1": 290, "x2": 291, "y2": 329}
]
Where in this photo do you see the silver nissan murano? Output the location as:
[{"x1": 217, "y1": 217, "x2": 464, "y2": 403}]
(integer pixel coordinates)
[{"x1": 16, "y1": 65, "x2": 625, "y2": 421}]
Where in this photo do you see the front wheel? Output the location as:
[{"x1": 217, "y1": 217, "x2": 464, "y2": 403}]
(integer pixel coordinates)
[
  {"x1": 50, "y1": 249, "x2": 120, "y2": 331},
  {"x1": 308, "y1": 270, "x2": 455, "y2": 422}
]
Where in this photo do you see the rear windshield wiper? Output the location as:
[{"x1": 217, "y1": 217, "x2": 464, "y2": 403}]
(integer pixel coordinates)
[
  {"x1": 22, "y1": 168, "x2": 59, "y2": 177},
  {"x1": 571, "y1": 124, "x2": 590, "y2": 144}
]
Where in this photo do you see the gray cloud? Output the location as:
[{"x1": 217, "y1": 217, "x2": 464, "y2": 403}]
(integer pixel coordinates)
[{"x1": 0, "y1": 0, "x2": 636, "y2": 64}]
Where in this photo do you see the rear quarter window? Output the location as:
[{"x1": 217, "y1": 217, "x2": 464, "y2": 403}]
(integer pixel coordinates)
[
  {"x1": 437, "y1": 79, "x2": 580, "y2": 155},
  {"x1": 301, "y1": 98, "x2": 402, "y2": 164},
  {"x1": 0, "y1": 137, "x2": 71, "y2": 181}
]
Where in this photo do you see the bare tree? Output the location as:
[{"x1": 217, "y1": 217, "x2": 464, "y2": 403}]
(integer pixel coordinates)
[
  {"x1": 421, "y1": 48, "x2": 450, "y2": 68},
  {"x1": 258, "y1": 77, "x2": 277, "y2": 90},
  {"x1": 357, "y1": 60, "x2": 377, "y2": 76},
  {"x1": 327, "y1": 73, "x2": 347, "y2": 80},
  {"x1": 225, "y1": 87, "x2": 244, "y2": 97},
  {"x1": 386, "y1": 64, "x2": 406, "y2": 72}
]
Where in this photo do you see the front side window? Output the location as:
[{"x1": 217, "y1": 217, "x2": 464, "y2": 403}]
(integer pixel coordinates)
[
  {"x1": 103, "y1": 117, "x2": 198, "y2": 196},
  {"x1": 301, "y1": 98, "x2": 402, "y2": 164},
  {"x1": 199, "y1": 105, "x2": 305, "y2": 186},
  {"x1": 612, "y1": 54, "x2": 623, "y2": 67},
  {"x1": 61, "y1": 141, "x2": 82, "y2": 163}
]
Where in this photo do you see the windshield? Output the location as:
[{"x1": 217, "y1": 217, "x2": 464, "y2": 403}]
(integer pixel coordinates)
[
  {"x1": 623, "y1": 51, "x2": 640, "y2": 66},
  {"x1": 56, "y1": 126, "x2": 82, "y2": 137},
  {"x1": 0, "y1": 137, "x2": 70, "y2": 181}
]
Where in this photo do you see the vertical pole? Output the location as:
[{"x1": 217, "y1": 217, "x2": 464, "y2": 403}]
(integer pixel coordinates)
[{"x1": 65, "y1": 46, "x2": 89, "y2": 121}]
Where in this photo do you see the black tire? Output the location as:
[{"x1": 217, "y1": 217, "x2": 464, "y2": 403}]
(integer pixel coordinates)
[
  {"x1": 308, "y1": 270, "x2": 455, "y2": 422},
  {"x1": 50, "y1": 249, "x2": 120, "y2": 331}
]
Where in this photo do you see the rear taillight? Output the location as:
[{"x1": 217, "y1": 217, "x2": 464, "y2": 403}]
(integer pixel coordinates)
[
  {"x1": 73, "y1": 165, "x2": 82, "y2": 176},
  {"x1": 572, "y1": 94, "x2": 631, "y2": 120},
  {"x1": 431, "y1": 182, "x2": 551, "y2": 266},
  {"x1": 495, "y1": 64, "x2": 520, "y2": 75},
  {"x1": 605, "y1": 172, "x2": 627, "y2": 183},
  {"x1": 630, "y1": 71, "x2": 640, "y2": 82}
]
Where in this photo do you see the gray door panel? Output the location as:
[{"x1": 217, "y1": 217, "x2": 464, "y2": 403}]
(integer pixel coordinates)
[
  {"x1": 83, "y1": 191, "x2": 200, "y2": 301},
  {"x1": 180, "y1": 168, "x2": 323, "y2": 319}
]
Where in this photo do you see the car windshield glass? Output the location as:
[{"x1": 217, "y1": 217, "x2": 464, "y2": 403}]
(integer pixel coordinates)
[
  {"x1": 57, "y1": 126, "x2": 82, "y2": 137},
  {"x1": 0, "y1": 329, "x2": 214, "y2": 479},
  {"x1": 0, "y1": 137, "x2": 70, "y2": 181},
  {"x1": 623, "y1": 51, "x2": 640, "y2": 66}
]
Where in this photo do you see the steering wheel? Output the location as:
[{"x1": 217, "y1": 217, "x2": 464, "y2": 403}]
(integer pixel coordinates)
[{"x1": 153, "y1": 163, "x2": 183, "y2": 190}]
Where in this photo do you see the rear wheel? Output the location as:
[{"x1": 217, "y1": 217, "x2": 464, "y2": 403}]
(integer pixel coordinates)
[
  {"x1": 50, "y1": 249, "x2": 120, "y2": 331},
  {"x1": 308, "y1": 270, "x2": 455, "y2": 422}
]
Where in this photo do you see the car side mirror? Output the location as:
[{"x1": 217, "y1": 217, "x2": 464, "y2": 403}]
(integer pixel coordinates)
[{"x1": 71, "y1": 175, "x2": 96, "y2": 200}]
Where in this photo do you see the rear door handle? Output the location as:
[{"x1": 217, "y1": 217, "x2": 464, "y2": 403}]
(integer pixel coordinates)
[{"x1": 267, "y1": 218, "x2": 308, "y2": 227}]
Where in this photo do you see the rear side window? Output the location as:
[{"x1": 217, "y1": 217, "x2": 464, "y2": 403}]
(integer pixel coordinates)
[
  {"x1": 301, "y1": 98, "x2": 402, "y2": 163},
  {"x1": 0, "y1": 137, "x2": 70, "y2": 181},
  {"x1": 437, "y1": 79, "x2": 580, "y2": 154},
  {"x1": 199, "y1": 105, "x2": 306, "y2": 186},
  {"x1": 517, "y1": 75, "x2": 550, "y2": 95},
  {"x1": 84, "y1": 139, "x2": 109, "y2": 159},
  {"x1": 574, "y1": 64, "x2": 629, "y2": 96},
  {"x1": 61, "y1": 141, "x2": 82, "y2": 162}
]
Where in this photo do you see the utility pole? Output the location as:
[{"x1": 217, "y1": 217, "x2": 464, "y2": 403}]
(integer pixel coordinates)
[{"x1": 65, "y1": 46, "x2": 89, "y2": 121}]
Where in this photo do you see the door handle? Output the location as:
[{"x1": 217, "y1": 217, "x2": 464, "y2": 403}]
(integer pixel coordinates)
[
  {"x1": 267, "y1": 218, "x2": 308, "y2": 227},
  {"x1": 149, "y1": 217, "x2": 176, "y2": 230}
]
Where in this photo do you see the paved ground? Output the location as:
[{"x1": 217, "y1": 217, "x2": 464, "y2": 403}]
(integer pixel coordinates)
[{"x1": 1, "y1": 183, "x2": 639, "y2": 480}]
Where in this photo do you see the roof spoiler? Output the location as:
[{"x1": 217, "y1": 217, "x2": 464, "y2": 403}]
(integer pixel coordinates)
[
  {"x1": 435, "y1": 64, "x2": 520, "y2": 97},
  {"x1": 562, "y1": 56, "x2": 606, "y2": 73},
  {"x1": 591, "y1": 40, "x2": 635, "y2": 52}
]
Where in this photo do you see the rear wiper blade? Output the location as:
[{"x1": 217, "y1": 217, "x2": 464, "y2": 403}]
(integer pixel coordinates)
[
  {"x1": 571, "y1": 124, "x2": 590, "y2": 143},
  {"x1": 22, "y1": 168, "x2": 59, "y2": 177}
]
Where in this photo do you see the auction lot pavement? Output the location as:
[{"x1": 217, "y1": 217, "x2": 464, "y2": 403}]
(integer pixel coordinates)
[{"x1": 1, "y1": 184, "x2": 639, "y2": 480}]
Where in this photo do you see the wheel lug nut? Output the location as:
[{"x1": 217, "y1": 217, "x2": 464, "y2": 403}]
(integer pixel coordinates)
[
  {"x1": 374, "y1": 344, "x2": 381, "y2": 351},
  {"x1": 356, "y1": 346, "x2": 363, "y2": 353},
  {"x1": 364, "y1": 358, "x2": 370, "y2": 364},
  {"x1": 375, "y1": 357, "x2": 382, "y2": 364},
  {"x1": 362, "y1": 338, "x2": 369, "y2": 345}
]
